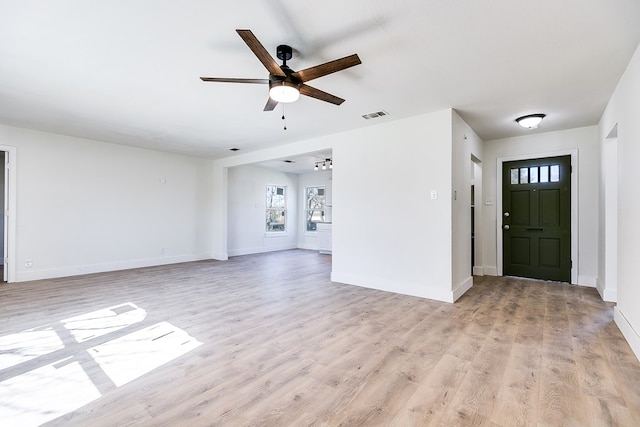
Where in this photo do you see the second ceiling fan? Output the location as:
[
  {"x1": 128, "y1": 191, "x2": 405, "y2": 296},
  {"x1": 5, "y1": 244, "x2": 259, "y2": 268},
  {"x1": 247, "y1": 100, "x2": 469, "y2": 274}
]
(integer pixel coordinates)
[{"x1": 200, "y1": 29, "x2": 361, "y2": 111}]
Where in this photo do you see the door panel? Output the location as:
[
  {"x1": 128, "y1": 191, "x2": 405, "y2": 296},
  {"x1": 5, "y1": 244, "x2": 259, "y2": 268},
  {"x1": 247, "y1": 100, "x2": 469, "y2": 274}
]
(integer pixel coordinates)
[
  {"x1": 539, "y1": 238, "x2": 561, "y2": 268},
  {"x1": 540, "y1": 189, "x2": 560, "y2": 225},
  {"x1": 511, "y1": 191, "x2": 530, "y2": 225},
  {"x1": 511, "y1": 237, "x2": 531, "y2": 265},
  {"x1": 503, "y1": 155, "x2": 571, "y2": 282}
]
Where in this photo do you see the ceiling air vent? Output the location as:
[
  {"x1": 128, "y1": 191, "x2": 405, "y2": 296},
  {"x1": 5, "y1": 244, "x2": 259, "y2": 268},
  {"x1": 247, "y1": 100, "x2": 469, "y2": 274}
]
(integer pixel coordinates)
[{"x1": 362, "y1": 110, "x2": 389, "y2": 120}]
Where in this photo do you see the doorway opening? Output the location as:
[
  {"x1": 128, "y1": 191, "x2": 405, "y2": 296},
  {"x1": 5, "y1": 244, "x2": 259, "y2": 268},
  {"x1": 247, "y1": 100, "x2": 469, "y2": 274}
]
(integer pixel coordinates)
[
  {"x1": 0, "y1": 151, "x2": 5, "y2": 282},
  {"x1": 601, "y1": 128, "x2": 618, "y2": 301},
  {"x1": 0, "y1": 145, "x2": 16, "y2": 283},
  {"x1": 471, "y1": 156, "x2": 482, "y2": 276}
]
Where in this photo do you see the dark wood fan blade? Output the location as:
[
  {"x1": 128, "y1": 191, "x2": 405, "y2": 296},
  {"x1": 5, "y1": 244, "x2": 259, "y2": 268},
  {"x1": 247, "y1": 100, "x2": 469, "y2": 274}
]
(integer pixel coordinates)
[
  {"x1": 292, "y1": 54, "x2": 361, "y2": 82},
  {"x1": 236, "y1": 29, "x2": 286, "y2": 77},
  {"x1": 299, "y1": 84, "x2": 345, "y2": 105},
  {"x1": 200, "y1": 77, "x2": 269, "y2": 84},
  {"x1": 264, "y1": 97, "x2": 278, "y2": 111}
]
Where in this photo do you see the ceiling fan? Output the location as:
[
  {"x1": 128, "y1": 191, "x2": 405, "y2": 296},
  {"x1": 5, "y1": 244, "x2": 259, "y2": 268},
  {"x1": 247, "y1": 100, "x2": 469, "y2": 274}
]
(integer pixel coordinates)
[{"x1": 200, "y1": 29, "x2": 361, "y2": 111}]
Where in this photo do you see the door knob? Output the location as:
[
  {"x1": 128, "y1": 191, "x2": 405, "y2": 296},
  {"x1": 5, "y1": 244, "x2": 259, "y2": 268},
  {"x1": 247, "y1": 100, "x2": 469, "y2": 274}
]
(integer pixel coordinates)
[
  {"x1": 504, "y1": 224, "x2": 510, "y2": 230},
  {"x1": 504, "y1": 212, "x2": 510, "y2": 217}
]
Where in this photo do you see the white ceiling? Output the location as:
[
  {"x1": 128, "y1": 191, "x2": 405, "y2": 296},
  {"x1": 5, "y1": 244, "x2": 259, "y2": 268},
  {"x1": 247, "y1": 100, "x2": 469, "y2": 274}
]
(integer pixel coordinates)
[{"x1": 1, "y1": 1, "x2": 639, "y2": 169}]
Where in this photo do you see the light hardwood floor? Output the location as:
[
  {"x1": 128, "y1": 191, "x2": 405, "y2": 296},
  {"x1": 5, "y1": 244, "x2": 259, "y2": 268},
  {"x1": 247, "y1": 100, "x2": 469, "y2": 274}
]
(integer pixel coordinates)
[{"x1": 1, "y1": 249, "x2": 639, "y2": 426}]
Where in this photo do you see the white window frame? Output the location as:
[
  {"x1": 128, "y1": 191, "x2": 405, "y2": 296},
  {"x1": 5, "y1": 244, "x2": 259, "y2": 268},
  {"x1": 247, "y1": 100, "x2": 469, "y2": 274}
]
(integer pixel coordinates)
[
  {"x1": 265, "y1": 184, "x2": 287, "y2": 234},
  {"x1": 304, "y1": 185, "x2": 326, "y2": 233}
]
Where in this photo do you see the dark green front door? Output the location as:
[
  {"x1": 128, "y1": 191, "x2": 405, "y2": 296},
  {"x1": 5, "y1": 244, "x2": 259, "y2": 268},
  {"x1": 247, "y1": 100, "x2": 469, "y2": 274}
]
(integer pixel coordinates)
[{"x1": 503, "y1": 155, "x2": 571, "y2": 282}]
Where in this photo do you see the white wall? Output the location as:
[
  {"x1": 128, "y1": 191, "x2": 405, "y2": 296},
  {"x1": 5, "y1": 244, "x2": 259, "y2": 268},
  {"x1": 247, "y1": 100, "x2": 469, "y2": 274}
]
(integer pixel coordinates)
[
  {"x1": 332, "y1": 109, "x2": 456, "y2": 302},
  {"x1": 297, "y1": 170, "x2": 332, "y2": 251},
  {"x1": 227, "y1": 164, "x2": 298, "y2": 256},
  {"x1": 482, "y1": 126, "x2": 600, "y2": 286},
  {"x1": 0, "y1": 124, "x2": 214, "y2": 281},
  {"x1": 599, "y1": 42, "x2": 640, "y2": 360},
  {"x1": 451, "y1": 110, "x2": 483, "y2": 299}
]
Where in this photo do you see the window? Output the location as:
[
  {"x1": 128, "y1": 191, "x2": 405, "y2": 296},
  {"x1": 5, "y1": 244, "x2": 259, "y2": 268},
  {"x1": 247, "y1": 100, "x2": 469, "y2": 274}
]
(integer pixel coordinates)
[
  {"x1": 510, "y1": 164, "x2": 560, "y2": 185},
  {"x1": 266, "y1": 185, "x2": 286, "y2": 232},
  {"x1": 305, "y1": 186, "x2": 326, "y2": 231}
]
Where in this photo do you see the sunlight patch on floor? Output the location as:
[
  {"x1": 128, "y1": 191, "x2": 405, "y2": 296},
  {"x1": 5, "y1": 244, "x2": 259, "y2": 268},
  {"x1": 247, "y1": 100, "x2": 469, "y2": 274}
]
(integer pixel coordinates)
[
  {"x1": 0, "y1": 327, "x2": 64, "y2": 370},
  {"x1": 62, "y1": 302, "x2": 146, "y2": 343},
  {"x1": 0, "y1": 357, "x2": 101, "y2": 426},
  {"x1": 89, "y1": 321, "x2": 202, "y2": 387},
  {"x1": 0, "y1": 303, "x2": 202, "y2": 426}
]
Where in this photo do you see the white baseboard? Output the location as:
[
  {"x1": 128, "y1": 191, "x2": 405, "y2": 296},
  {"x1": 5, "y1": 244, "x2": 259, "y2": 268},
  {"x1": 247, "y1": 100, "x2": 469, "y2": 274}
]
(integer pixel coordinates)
[
  {"x1": 614, "y1": 307, "x2": 640, "y2": 362},
  {"x1": 472, "y1": 266, "x2": 484, "y2": 276},
  {"x1": 211, "y1": 252, "x2": 228, "y2": 261},
  {"x1": 227, "y1": 244, "x2": 297, "y2": 257},
  {"x1": 596, "y1": 278, "x2": 617, "y2": 302},
  {"x1": 296, "y1": 243, "x2": 318, "y2": 251},
  {"x1": 603, "y1": 288, "x2": 618, "y2": 302},
  {"x1": 452, "y1": 276, "x2": 473, "y2": 302},
  {"x1": 484, "y1": 266, "x2": 498, "y2": 276},
  {"x1": 15, "y1": 252, "x2": 212, "y2": 282},
  {"x1": 331, "y1": 271, "x2": 456, "y2": 303},
  {"x1": 577, "y1": 275, "x2": 597, "y2": 287}
]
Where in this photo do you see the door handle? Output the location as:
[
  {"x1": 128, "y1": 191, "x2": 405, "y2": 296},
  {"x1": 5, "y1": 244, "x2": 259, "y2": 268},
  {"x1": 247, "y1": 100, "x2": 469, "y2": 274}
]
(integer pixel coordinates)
[
  {"x1": 526, "y1": 227, "x2": 543, "y2": 232},
  {"x1": 503, "y1": 225, "x2": 510, "y2": 230}
]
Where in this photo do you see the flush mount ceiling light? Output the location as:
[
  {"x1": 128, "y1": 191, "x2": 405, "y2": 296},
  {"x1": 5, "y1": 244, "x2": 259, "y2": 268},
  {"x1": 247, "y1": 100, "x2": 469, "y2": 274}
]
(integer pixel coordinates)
[
  {"x1": 515, "y1": 113, "x2": 546, "y2": 129},
  {"x1": 269, "y1": 80, "x2": 300, "y2": 103}
]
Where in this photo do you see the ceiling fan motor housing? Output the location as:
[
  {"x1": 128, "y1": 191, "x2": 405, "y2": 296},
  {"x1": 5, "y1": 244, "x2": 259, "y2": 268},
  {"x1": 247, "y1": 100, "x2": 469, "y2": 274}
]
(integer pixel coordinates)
[
  {"x1": 269, "y1": 60, "x2": 301, "y2": 91},
  {"x1": 276, "y1": 44, "x2": 293, "y2": 62}
]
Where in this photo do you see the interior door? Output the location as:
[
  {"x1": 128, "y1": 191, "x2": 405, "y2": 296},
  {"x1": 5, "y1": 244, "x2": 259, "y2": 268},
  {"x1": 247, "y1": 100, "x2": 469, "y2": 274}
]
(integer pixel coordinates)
[{"x1": 502, "y1": 155, "x2": 571, "y2": 282}]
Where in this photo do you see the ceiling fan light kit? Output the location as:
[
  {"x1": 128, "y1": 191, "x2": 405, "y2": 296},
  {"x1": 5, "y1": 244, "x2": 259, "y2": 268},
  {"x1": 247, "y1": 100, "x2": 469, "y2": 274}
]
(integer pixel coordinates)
[
  {"x1": 515, "y1": 113, "x2": 546, "y2": 129},
  {"x1": 269, "y1": 80, "x2": 300, "y2": 103}
]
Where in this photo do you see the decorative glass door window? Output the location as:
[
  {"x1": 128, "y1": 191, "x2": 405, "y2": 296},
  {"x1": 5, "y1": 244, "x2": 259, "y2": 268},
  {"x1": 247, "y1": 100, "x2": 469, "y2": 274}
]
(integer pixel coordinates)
[
  {"x1": 266, "y1": 185, "x2": 286, "y2": 232},
  {"x1": 305, "y1": 186, "x2": 326, "y2": 231},
  {"x1": 510, "y1": 164, "x2": 561, "y2": 185}
]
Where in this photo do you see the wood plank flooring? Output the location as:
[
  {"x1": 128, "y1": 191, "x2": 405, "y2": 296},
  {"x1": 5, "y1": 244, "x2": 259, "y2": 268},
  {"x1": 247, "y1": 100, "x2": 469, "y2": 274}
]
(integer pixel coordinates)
[{"x1": 1, "y1": 249, "x2": 639, "y2": 426}]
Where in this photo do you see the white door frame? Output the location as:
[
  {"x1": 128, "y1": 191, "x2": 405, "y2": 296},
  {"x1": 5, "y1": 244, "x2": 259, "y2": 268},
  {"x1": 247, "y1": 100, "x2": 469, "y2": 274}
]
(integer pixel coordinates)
[
  {"x1": 496, "y1": 149, "x2": 578, "y2": 284},
  {"x1": 0, "y1": 145, "x2": 17, "y2": 282},
  {"x1": 602, "y1": 137, "x2": 618, "y2": 301},
  {"x1": 471, "y1": 156, "x2": 483, "y2": 276}
]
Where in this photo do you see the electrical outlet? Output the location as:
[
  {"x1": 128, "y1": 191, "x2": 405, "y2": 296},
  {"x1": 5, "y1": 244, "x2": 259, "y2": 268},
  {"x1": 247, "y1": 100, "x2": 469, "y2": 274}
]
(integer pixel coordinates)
[
  {"x1": 25, "y1": 259, "x2": 33, "y2": 268},
  {"x1": 430, "y1": 190, "x2": 438, "y2": 200}
]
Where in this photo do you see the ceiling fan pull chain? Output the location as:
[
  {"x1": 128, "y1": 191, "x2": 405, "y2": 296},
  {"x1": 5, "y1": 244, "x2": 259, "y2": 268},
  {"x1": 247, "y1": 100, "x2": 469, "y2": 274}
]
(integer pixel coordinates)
[{"x1": 282, "y1": 105, "x2": 287, "y2": 131}]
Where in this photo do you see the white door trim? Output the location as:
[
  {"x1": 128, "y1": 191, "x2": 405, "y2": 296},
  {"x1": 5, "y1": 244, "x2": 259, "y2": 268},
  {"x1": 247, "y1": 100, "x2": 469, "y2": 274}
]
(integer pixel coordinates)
[
  {"x1": 496, "y1": 149, "x2": 578, "y2": 284},
  {"x1": 602, "y1": 137, "x2": 618, "y2": 301},
  {"x1": 0, "y1": 145, "x2": 16, "y2": 282}
]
